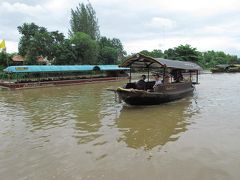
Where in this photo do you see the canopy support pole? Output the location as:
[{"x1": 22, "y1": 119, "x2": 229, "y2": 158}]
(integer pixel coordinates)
[
  {"x1": 196, "y1": 70, "x2": 199, "y2": 84},
  {"x1": 163, "y1": 66, "x2": 166, "y2": 83},
  {"x1": 129, "y1": 66, "x2": 132, "y2": 83},
  {"x1": 147, "y1": 65, "x2": 150, "y2": 82}
]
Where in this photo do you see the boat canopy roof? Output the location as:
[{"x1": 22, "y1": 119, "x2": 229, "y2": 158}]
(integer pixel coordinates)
[
  {"x1": 121, "y1": 53, "x2": 203, "y2": 70},
  {"x1": 4, "y1": 65, "x2": 129, "y2": 73},
  {"x1": 215, "y1": 64, "x2": 240, "y2": 69}
]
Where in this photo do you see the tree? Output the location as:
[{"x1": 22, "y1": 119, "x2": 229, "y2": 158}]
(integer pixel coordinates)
[
  {"x1": 111, "y1": 38, "x2": 126, "y2": 60},
  {"x1": 69, "y1": 2, "x2": 100, "y2": 40},
  {"x1": 164, "y1": 44, "x2": 200, "y2": 62},
  {"x1": 164, "y1": 48, "x2": 177, "y2": 59},
  {"x1": 0, "y1": 52, "x2": 9, "y2": 68},
  {"x1": 175, "y1": 44, "x2": 200, "y2": 62},
  {"x1": 199, "y1": 50, "x2": 240, "y2": 68},
  {"x1": 70, "y1": 32, "x2": 98, "y2": 64},
  {"x1": 139, "y1": 50, "x2": 151, "y2": 57},
  {"x1": 69, "y1": 3, "x2": 126, "y2": 65},
  {"x1": 151, "y1": 49, "x2": 164, "y2": 58},
  {"x1": 18, "y1": 23, "x2": 39, "y2": 64},
  {"x1": 53, "y1": 40, "x2": 75, "y2": 65},
  {"x1": 137, "y1": 44, "x2": 240, "y2": 69},
  {"x1": 98, "y1": 36, "x2": 126, "y2": 64},
  {"x1": 140, "y1": 49, "x2": 164, "y2": 58},
  {"x1": 18, "y1": 23, "x2": 65, "y2": 64},
  {"x1": 99, "y1": 47, "x2": 118, "y2": 64}
]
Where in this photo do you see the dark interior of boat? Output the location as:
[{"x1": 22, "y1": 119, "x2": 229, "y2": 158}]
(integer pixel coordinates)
[{"x1": 124, "y1": 81, "x2": 155, "y2": 90}]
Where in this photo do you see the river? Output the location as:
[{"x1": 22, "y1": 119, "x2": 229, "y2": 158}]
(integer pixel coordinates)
[{"x1": 0, "y1": 73, "x2": 240, "y2": 180}]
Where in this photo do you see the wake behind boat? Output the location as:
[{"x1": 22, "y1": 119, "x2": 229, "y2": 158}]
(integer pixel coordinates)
[{"x1": 112, "y1": 53, "x2": 202, "y2": 105}]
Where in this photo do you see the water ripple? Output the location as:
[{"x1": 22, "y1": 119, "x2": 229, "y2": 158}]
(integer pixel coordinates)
[{"x1": 1, "y1": 75, "x2": 240, "y2": 179}]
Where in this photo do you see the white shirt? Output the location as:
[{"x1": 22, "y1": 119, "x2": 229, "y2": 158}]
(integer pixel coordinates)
[{"x1": 153, "y1": 79, "x2": 162, "y2": 88}]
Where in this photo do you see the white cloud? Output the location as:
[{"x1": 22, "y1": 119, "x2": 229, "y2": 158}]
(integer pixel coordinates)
[
  {"x1": 201, "y1": 23, "x2": 240, "y2": 35},
  {"x1": 124, "y1": 35, "x2": 240, "y2": 55},
  {"x1": 43, "y1": 0, "x2": 79, "y2": 12},
  {"x1": 93, "y1": 0, "x2": 240, "y2": 16},
  {"x1": 146, "y1": 17, "x2": 176, "y2": 29},
  {"x1": 0, "y1": 0, "x2": 240, "y2": 56},
  {"x1": 1, "y1": 2, "x2": 45, "y2": 16},
  {"x1": 191, "y1": 36, "x2": 240, "y2": 53},
  {"x1": 4, "y1": 40, "x2": 18, "y2": 53},
  {"x1": 124, "y1": 39, "x2": 163, "y2": 53},
  {"x1": 155, "y1": 0, "x2": 240, "y2": 16}
]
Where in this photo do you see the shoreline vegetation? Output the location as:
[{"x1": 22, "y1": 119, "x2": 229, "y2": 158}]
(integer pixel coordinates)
[{"x1": 1, "y1": 2, "x2": 240, "y2": 73}]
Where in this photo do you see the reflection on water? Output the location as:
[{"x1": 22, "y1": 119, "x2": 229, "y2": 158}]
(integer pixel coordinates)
[
  {"x1": 1, "y1": 74, "x2": 240, "y2": 180},
  {"x1": 1, "y1": 86, "x2": 104, "y2": 144},
  {"x1": 116, "y1": 99, "x2": 195, "y2": 150}
]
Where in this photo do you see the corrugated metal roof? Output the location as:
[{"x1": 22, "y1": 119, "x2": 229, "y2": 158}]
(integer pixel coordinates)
[
  {"x1": 215, "y1": 64, "x2": 230, "y2": 69},
  {"x1": 4, "y1": 65, "x2": 129, "y2": 73},
  {"x1": 97, "y1": 65, "x2": 130, "y2": 71},
  {"x1": 215, "y1": 64, "x2": 240, "y2": 68},
  {"x1": 121, "y1": 53, "x2": 203, "y2": 70},
  {"x1": 155, "y1": 58, "x2": 202, "y2": 70}
]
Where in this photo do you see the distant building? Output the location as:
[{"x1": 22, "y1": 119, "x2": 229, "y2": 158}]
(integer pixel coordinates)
[
  {"x1": 11, "y1": 55, "x2": 49, "y2": 65},
  {"x1": 11, "y1": 55, "x2": 24, "y2": 65}
]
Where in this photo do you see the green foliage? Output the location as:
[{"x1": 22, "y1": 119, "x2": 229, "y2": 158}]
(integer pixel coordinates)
[
  {"x1": 70, "y1": 32, "x2": 98, "y2": 64},
  {"x1": 99, "y1": 46, "x2": 118, "y2": 64},
  {"x1": 16, "y1": 3, "x2": 125, "y2": 66},
  {"x1": 18, "y1": 22, "x2": 65, "y2": 65},
  {"x1": 0, "y1": 52, "x2": 14, "y2": 68},
  {"x1": 199, "y1": 51, "x2": 239, "y2": 69},
  {"x1": 69, "y1": 2, "x2": 100, "y2": 40},
  {"x1": 111, "y1": 38, "x2": 126, "y2": 60},
  {"x1": 98, "y1": 36, "x2": 126, "y2": 64},
  {"x1": 140, "y1": 49, "x2": 164, "y2": 58},
  {"x1": 164, "y1": 44, "x2": 200, "y2": 62},
  {"x1": 0, "y1": 66, "x2": 4, "y2": 71},
  {"x1": 53, "y1": 40, "x2": 75, "y2": 65},
  {"x1": 138, "y1": 44, "x2": 240, "y2": 69},
  {"x1": 0, "y1": 52, "x2": 8, "y2": 67}
]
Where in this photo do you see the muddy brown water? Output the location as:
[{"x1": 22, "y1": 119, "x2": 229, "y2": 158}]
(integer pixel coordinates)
[{"x1": 0, "y1": 73, "x2": 240, "y2": 180}]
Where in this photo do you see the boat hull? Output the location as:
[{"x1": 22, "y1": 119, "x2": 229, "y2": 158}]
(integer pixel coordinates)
[
  {"x1": 0, "y1": 77, "x2": 128, "y2": 90},
  {"x1": 116, "y1": 82, "x2": 194, "y2": 105}
]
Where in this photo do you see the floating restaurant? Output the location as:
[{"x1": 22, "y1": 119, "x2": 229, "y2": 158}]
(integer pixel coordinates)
[{"x1": 0, "y1": 65, "x2": 129, "y2": 90}]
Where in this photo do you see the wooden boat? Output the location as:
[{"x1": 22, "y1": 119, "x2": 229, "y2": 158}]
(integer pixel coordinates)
[
  {"x1": 211, "y1": 64, "x2": 240, "y2": 73},
  {"x1": 113, "y1": 53, "x2": 202, "y2": 105},
  {"x1": 116, "y1": 81, "x2": 194, "y2": 105}
]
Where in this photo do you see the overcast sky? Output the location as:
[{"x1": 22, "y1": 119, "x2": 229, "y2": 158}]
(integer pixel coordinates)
[{"x1": 1, "y1": 0, "x2": 240, "y2": 56}]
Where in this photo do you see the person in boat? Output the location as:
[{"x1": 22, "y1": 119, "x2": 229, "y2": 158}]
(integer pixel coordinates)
[
  {"x1": 136, "y1": 74, "x2": 146, "y2": 90},
  {"x1": 171, "y1": 69, "x2": 183, "y2": 83},
  {"x1": 163, "y1": 73, "x2": 170, "y2": 84},
  {"x1": 176, "y1": 71, "x2": 183, "y2": 82},
  {"x1": 153, "y1": 74, "x2": 162, "y2": 89}
]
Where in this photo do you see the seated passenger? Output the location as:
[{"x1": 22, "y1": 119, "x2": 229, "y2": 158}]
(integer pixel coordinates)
[
  {"x1": 153, "y1": 74, "x2": 162, "y2": 89},
  {"x1": 163, "y1": 74, "x2": 170, "y2": 84},
  {"x1": 171, "y1": 70, "x2": 183, "y2": 83},
  {"x1": 136, "y1": 74, "x2": 146, "y2": 90},
  {"x1": 176, "y1": 71, "x2": 183, "y2": 83}
]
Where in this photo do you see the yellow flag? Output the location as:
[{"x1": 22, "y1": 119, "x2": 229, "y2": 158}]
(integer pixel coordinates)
[{"x1": 0, "y1": 40, "x2": 6, "y2": 49}]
